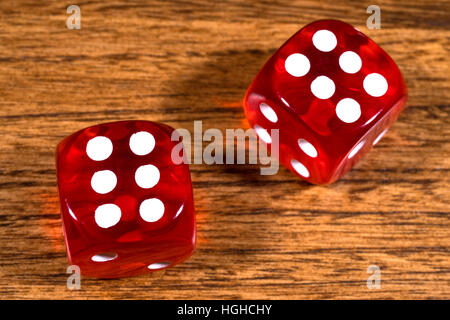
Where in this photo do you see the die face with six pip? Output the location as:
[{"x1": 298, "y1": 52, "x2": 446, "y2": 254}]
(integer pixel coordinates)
[
  {"x1": 244, "y1": 19, "x2": 408, "y2": 184},
  {"x1": 56, "y1": 120, "x2": 196, "y2": 278}
]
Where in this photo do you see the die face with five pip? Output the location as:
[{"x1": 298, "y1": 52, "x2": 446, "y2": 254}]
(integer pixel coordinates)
[
  {"x1": 244, "y1": 20, "x2": 408, "y2": 184},
  {"x1": 56, "y1": 120, "x2": 196, "y2": 278}
]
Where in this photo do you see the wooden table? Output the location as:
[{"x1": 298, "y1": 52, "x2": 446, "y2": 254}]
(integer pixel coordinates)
[{"x1": 0, "y1": 0, "x2": 448, "y2": 299}]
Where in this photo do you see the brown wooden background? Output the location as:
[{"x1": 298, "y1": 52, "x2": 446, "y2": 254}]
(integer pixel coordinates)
[{"x1": 0, "y1": 0, "x2": 448, "y2": 299}]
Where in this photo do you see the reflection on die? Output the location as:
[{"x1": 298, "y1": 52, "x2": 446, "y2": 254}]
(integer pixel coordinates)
[
  {"x1": 56, "y1": 120, "x2": 196, "y2": 278},
  {"x1": 244, "y1": 20, "x2": 407, "y2": 184}
]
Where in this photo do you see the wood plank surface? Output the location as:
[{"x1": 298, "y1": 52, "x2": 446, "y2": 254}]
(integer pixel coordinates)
[{"x1": 0, "y1": 0, "x2": 448, "y2": 299}]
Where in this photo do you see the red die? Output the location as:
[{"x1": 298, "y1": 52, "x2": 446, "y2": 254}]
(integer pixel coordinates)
[
  {"x1": 244, "y1": 20, "x2": 407, "y2": 184},
  {"x1": 56, "y1": 120, "x2": 196, "y2": 278}
]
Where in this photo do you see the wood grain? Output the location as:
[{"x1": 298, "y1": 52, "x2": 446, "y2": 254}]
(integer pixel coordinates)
[{"x1": 0, "y1": 0, "x2": 448, "y2": 299}]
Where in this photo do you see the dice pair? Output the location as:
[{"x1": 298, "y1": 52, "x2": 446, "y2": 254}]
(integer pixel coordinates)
[{"x1": 57, "y1": 20, "x2": 407, "y2": 278}]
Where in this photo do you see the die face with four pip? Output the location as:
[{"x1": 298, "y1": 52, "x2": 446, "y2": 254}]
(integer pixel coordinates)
[
  {"x1": 56, "y1": 120, "x2": 196, "y2": 278},
  {"x1": 244, "y1": 19, "x2": 408, "y2": 184}
]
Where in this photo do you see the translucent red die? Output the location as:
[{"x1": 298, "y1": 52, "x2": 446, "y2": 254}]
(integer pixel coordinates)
[
  {"x1": 56, "y1": 120, "x2": 196, "y2": 278},
  {"x1": 244, "y1": 20, "x2": 407, "y2": 184}
]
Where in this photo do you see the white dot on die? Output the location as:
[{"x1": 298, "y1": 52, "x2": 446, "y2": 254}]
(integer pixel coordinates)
[
  {"x1": 129, "y1": 131, "x2": 155, "y2": 156},
  {"x1": 254, "y1": 125, "x2": 272, "y2": 144},
  {"x1": 290, "y1": 159, "x2": 310, "y2": 178},
  {"x1": 363, "y1": 73, "x2": 388, "y2": 97},
  {"x1": 285, "y1": 53, "x2": 310, "y2": 77},
  {"x1": 91, "y1": 252, "x2": 118, "y2": 262},
  {"x1": 311, "y1": 76, "x2": 335, "y2": 99},
  {"x1": 312, "y1": 30, "x2": 337, "y2": 52},
  {"x1": 336, "y1": 98, "x2": 361, "y2": 123},
  {"x1": 259, "y1": 103, "x2": 278, "y2": 123},
  {"x1": 139, "y1": 198, "x2": 165, "y2": 222},
  {"x1": 298, "y1": 139, "x2": 318, "y2": 158},
  {"x1": 281, "y1": 97, "x2": 290, "y2": 108},
  {"x1": 348, "y1": 141, "x2": 365, "y2": 159},
  {"x1": 91, "y1": 170, "x2": 117, "y2": 194},
  {"x1": 148, "y1": 262, "x2": 171, "y2": 270},
  {"x1": 373, "y1": 129, "x2": 388, "y2": 146},
  {"x1": 339, "y1": 51, "x2": 362, "y2": 74},
  {"x1": 174, "y1": 204, "x2": 184, "y2": 219},
  {"x1": 86, "y1": 136, "x2": 113, "y2": 161},
  {"x1": 95, "y1": 203, "x2": 121, "y2": 228},
  {"x1": 135, "y1": 164, "x2": 160, "y2": 189}
]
